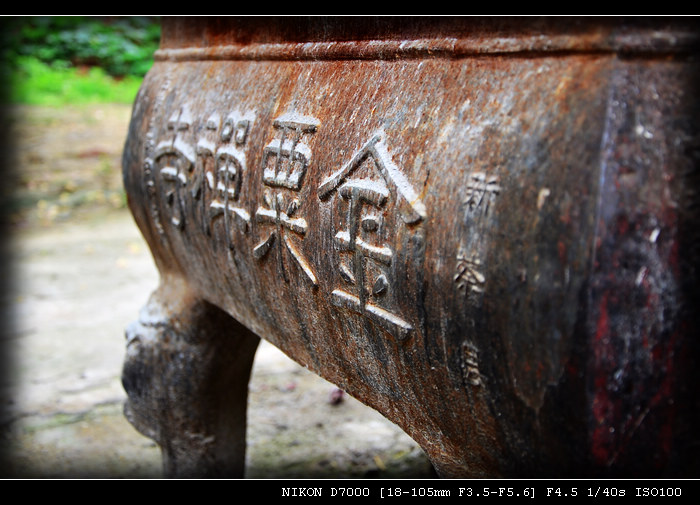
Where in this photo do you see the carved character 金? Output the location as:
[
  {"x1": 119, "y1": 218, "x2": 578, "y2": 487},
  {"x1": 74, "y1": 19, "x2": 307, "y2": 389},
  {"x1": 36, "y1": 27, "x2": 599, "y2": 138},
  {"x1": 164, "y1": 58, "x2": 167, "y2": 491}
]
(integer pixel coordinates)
[{"x1": 319, "y1": 131, "x2": 426, "y2": 341}]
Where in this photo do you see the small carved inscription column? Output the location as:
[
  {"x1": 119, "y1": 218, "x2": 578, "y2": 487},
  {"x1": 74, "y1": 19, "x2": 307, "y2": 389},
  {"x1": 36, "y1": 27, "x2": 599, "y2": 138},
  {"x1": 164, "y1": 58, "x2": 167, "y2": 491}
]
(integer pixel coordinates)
[{"x1": 455, "y1": 172, "x2": 501, "y2": 295}]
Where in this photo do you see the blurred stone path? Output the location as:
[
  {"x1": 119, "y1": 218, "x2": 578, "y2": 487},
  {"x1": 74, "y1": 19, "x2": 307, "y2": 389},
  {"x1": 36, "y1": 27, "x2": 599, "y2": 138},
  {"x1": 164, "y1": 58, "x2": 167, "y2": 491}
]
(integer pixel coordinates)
[{"x1": 1, "y1": 210, "x2": 433, "y2": 479}]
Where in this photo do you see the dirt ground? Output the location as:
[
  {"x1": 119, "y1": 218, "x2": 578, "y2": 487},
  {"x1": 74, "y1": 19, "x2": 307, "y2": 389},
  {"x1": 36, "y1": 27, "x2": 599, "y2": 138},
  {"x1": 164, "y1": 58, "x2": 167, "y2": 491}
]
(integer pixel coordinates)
[{"x1": 0, "y1": 104, "x2": 435, "y2": 479}]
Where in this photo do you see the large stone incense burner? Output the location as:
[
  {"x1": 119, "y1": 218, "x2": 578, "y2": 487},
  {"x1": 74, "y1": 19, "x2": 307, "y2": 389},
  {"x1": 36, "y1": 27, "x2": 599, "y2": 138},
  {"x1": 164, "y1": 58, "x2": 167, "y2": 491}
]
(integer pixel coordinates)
[{"x1": 121, "y1": 17, "x2": 700, "y2": 478}]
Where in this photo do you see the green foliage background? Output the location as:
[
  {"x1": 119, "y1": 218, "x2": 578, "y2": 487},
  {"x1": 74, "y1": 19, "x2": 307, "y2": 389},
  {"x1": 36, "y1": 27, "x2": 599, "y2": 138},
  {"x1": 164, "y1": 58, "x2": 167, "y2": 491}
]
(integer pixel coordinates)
[{"x1": 1, "y1": 16, "x2": 161, "y2": 105}]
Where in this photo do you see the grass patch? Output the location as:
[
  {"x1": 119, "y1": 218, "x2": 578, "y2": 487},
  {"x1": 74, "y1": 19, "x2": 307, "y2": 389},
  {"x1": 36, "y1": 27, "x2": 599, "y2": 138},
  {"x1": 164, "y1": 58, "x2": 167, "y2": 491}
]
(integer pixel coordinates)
[
  {"x1": 0, "y1": 17, "x2": 159, "y2": 105},
  {"x1": 7, "y1": 56, "x2": 143, "y2": 105}
]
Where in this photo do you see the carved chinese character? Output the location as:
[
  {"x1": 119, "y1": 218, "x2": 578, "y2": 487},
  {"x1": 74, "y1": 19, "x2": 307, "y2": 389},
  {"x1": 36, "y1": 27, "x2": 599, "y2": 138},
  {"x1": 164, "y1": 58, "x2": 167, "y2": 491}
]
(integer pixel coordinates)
[
  {"x1": 143, "y1": 79, "x2": 171, "y2": 237},
  {"x1": 153, "y1": 107, "x2": 195, "y2": 229},
  {"x1": 454, "y1": 252, "x2": 485, "y2": 294},
  {"x1": 192, "y1": 112, "x2": 220, "y2": 234},
  {"x1": 253, "y1": 115, "x2": 318, "y2": 286},
  {"x1": 319, "y1": 131, "x2": 426, "y2": 341},
  {"x1": 193, "y1": 111, "x2": 253, "y2": 249},
  {"x1": 463, "y1": 172, "x2": 501, "y2": 219},
  {"x1": 462, "y1": 343, "x2": 482, "y2": 386}
]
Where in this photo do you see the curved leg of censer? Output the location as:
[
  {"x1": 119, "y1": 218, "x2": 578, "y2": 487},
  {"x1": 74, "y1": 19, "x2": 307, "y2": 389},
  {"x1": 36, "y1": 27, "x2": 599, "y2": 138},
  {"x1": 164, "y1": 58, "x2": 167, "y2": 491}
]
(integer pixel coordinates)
[{"x1": 121, "y1": 277, "x2": 260, "y2": 478}]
